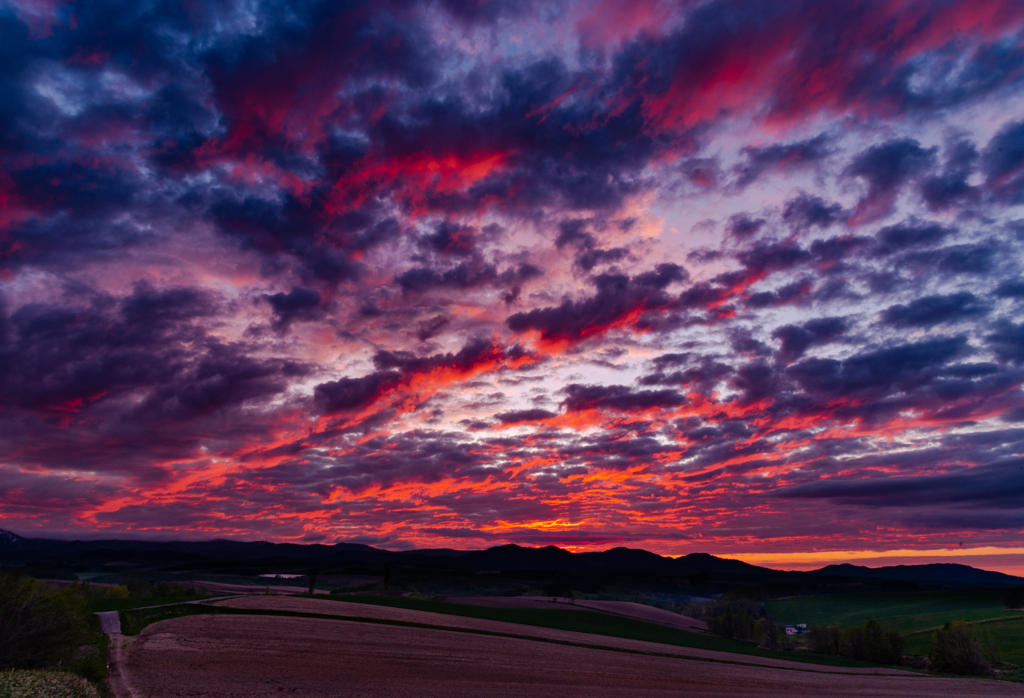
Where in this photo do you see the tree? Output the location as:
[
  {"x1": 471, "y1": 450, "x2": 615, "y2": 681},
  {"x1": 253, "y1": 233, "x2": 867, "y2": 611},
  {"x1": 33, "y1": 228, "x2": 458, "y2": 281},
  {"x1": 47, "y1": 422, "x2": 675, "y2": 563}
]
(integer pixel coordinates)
[
  {"x1": 809, "y1": 624, "x2": 842, "y2": 655},
  {"x1": 883, "y1": 630, "x2": 906, "y2": 665},
  {"x1": 0, "y1": 573, "x2": 93, "y2": 670},
  {"x1": 1005, "y1": 587, "x2": 1024, "y2": 610},
  {"x1": 840, "y1": 625, "x2": 865, "y2": 660},
  {"x1": 929, "y1": 622, "x2": 986, "y2": 675}
]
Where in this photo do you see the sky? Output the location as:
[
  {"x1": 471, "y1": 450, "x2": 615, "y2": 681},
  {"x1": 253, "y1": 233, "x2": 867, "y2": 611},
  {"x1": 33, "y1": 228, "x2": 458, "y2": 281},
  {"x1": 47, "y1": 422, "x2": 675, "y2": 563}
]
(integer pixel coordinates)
[{"x1": 1, "y1": 0, "x2": 1024, "y2": 574}]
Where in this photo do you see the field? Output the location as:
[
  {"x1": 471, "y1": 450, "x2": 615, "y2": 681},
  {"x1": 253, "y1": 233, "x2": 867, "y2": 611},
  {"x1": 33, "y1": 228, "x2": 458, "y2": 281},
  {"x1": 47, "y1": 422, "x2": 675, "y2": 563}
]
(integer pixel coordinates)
[
  {"x1": 91, "y1": 595, "x2": 205, "y2": 613},
  {"x1": 215, "y1": 596, "x2": 902, "y2": 672},
  {"x1": 445, "y1": 596, "x2": 708, "y2": 632},
  {"x1": 118, "y1": 613, "x2": 1023, "y2": 697},
  {"x1": 905, "y1": 618, "x2": 1024, "y2": 666},
  {"x1": 329, "y1": 594, "x2": 879, "y2": 667},
  {"x1": 765, "y1": 589, "x2": 1017, "y2": 634}
]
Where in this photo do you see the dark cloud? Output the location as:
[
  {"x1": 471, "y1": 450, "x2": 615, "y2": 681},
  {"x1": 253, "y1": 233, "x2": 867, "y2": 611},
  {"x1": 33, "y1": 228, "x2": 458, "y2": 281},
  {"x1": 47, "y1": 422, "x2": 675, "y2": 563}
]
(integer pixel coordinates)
[
  {"x1": 995, "y1": 279, "x2": 1024, "y2": 298},
  {"x1": 726, "y1": 214, "x2": 766, "y2": 238},
  {"x1": 555, "y1": 219, "x2": 594, "y2": 249},
  {"x1": 575, "y1": 247, "x2": 629, "y2": 272},
  {"x1": 787, "y1": 337, "x2": 967, "y2": 403},
  {"x1": 314, "y1": 371, "x2": 402, "y2": 415},
  {"x1": 779, "y1": 458, "x2": 1024, "y2": 510},
  {"x1": 983, "y1": 119, "x2": 1024, "y2": 183},
  {"x1": 875, "y1": 220, "x2": 953, "y2": 252},
  {"x1": 880, "y1": 292, "x2": 989, "y2": 328},
  {"x1": 988, "y1": 321, "x2": 1024, "y2": 364},
  {"x1": 782, "y1": 193, "x2": 846, "y2": 230},
  {"x1": 265, "y1": 287, "x2": 323, "y2": 330},
  {"x1": 315, "y1": 339, "x2": 530, "y2": 417},
  {"x1": 495, "y1": 408, "x2": 558, "y2": 424},
  {"x1": 734, "y1": 134, "x2": 832, "y2": 188},
  {"x1": 746, "y1": 278, "x2": 814, "y2": 309},
  {"x1": 846, "y1": 139, "x2": 937, "y2": 222},
  {"x1": 563, "y1": 384, "x2": 687, "y2": 412},
  {"x1": 640, "y1": 358, "x2": 733, "y2": 392},
  {"x1": 920, "y1": 139, "x2": 980, "y2": 210},
  {"x1": 421, "y1": 222, "x2": 476, "y2": 256},
  {"x1": 506, "y1": 265, "x2": 686, "y2": 343},
  {"x1": 772, "y1": 316, "x2": 848, "y2": 364}
]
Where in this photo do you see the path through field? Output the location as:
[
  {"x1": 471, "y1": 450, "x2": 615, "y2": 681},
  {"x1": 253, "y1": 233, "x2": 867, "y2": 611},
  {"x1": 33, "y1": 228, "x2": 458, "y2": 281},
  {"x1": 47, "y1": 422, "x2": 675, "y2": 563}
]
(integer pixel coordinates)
[{"x1": 121, "y1": 614, "x2": 1023, "y2": 697}]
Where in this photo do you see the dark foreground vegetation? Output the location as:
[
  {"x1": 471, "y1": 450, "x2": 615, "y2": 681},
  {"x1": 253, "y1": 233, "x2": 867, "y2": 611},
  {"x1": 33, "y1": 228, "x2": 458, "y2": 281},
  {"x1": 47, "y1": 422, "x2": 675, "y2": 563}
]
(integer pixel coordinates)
[
  {"x1": 0, "y1": 572, "x2": 108, "y2": 695},
  {"x1": 687, "y1": 585, "x2": 1024, "y2": 678}
]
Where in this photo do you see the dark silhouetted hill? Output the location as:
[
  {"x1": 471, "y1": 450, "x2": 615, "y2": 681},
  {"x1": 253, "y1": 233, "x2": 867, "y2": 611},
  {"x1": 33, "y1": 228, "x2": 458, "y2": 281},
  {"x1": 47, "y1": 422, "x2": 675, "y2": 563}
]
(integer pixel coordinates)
[
  {"x1": 815, "y1": 562, "x2": 1024, "y2": 587},
  {"x1": 2, "y1": 528, "x2": 1021, "y2": 589}
]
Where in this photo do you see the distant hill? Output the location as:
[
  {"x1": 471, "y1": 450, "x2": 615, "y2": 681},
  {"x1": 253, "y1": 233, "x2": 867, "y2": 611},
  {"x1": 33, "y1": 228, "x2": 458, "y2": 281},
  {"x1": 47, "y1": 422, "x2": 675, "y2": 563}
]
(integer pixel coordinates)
[
  {"x1": 2, "y1": 528, "x2": 1021, "y2": 589},
  {"x1": 815, "y1": 563, "x2": 1024, "y2": 587},
  {"x1": 0, "y1": 528, "x2": 29, "y2": 553}
]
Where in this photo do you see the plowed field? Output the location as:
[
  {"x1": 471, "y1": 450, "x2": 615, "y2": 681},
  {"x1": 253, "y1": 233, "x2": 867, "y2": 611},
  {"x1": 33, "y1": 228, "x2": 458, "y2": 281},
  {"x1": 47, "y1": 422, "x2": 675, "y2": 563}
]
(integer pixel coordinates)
[
  {"x1": 121, "y1": 614, "x2": 1023, "y2": 697},
  {"x1": 213, "y1": 595, "x2": 892, "y2": 672}
]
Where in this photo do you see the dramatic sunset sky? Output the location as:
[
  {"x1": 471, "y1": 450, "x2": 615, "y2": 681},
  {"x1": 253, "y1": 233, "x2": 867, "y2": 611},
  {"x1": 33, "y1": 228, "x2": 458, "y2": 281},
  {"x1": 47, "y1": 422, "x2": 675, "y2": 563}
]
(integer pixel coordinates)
[{"x1": 2, "y1": 0, "x2": 1024, "y2": 573}]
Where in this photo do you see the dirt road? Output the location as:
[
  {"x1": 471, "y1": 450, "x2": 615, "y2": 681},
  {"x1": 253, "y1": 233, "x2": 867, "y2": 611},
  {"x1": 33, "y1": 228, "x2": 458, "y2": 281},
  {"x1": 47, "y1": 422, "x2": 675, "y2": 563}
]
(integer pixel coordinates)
[{"x1": 121, "y1": 614, "x2": 1023, "y2": 697}]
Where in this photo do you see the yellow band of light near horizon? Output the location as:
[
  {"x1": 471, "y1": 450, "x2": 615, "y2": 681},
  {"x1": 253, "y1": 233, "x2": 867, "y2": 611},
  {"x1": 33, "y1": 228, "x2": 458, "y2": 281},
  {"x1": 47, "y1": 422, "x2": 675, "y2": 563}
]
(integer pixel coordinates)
[{"x1": 709, "y1": 546, "x2": 1024, "y2": 566}]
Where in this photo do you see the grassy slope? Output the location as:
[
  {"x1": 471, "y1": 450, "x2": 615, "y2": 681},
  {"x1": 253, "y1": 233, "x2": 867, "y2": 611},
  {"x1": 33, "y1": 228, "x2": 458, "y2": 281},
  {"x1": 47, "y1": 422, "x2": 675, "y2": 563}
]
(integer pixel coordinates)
[
  {"x1": 904, "y1": 618, "x2": 1024, "y2": 666},
  {"x1": 91, "y1": 596, "x2": 206, "y2": 613},
  {"x1": 333, "y1": 594, "x2": 875, "y2": 668},
  {"x1": 118, "y1": 596, "x2": 876, "y2": 669},
  {"x1": 765, "y1": 589, "x2": 1015, "y2": 635}
]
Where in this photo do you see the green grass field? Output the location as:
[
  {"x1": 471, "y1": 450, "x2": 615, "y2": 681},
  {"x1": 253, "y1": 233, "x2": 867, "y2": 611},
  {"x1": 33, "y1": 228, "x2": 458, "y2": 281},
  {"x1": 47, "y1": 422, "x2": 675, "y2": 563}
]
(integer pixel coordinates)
[
  {"x1": 904, "y1": 618, "x2": 1024, "y2": 666},
  {"x1": 333, "y1": 594, "x2": 875, "y2": 668},
  {"x1": 765, "y1": 589, "x2": 1016, "y2": 635},
  {"x1": 118, "y1": 596, "x2": 876, "y2": 669},
  {"x1": 91, "y1": 595, "x2": 206, "y2": 613}
]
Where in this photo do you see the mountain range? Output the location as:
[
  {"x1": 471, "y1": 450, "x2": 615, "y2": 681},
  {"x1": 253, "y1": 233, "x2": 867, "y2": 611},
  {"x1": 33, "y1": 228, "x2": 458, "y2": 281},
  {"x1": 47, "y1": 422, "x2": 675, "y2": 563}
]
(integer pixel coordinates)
[{"x1": 1, "y1": 529, "x2": 1020, "y2": 590}]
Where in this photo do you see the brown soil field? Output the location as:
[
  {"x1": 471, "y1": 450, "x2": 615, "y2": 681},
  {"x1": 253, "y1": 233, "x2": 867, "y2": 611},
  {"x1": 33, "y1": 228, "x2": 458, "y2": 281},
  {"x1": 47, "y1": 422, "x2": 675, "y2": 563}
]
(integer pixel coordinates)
[
  {"x1": 214, "y1": 595, "x2": 900, "y2": 674},
  {"x1": 122, "y1": 614, "x2": 1024, "y2": 697},
  {"x1": 445, "y1": 596, "x2": 707, "y2": 632}
]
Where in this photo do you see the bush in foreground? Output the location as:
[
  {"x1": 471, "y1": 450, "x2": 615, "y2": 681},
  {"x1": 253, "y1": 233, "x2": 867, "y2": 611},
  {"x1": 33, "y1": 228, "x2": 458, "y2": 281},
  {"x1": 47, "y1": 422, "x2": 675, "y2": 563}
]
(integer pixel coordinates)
[
  {"x1": 0, "y1": 573, "x2": 94, "y2": 670},
  {"x1": 0, "y1": 669, "x2": 100, "y2": 698},
  {"x1": 928, "y1": 622, "x2": 987, "y2": 675}
]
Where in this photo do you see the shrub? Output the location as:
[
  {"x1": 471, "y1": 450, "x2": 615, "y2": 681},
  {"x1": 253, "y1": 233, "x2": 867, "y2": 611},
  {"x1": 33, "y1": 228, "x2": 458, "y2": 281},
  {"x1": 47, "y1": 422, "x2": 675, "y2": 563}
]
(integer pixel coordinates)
[
  {"x1": 808, "y1": 624, "x2": 842, "y2": 655},
  {"x1": 695, "y1": 593, "x2": 768, "y2": 643},
  {"x1": 0, "y1": 573, "x2": 94, "y2": 670},
  {"x1": 881, "y1": 630, "x2": 905, "y2": 665},
  {"x1": 753, "y1": 617, "x2": 792, "y2": 650},
  {"x1": 0, "y1": 669, "x2": 100, "y2": 698},
  {"x1": 863, "y1": 620, "x2": 904, "y2": 665},
  {"x1": 929, "y1": 622, "x2": 986, "y2": 675},
  {"x1": 839, "y1": 625, "x2": 865, "y2": 660},
  {"x1": 103, "y1": 585, "x2": 129, "y2": 599}
]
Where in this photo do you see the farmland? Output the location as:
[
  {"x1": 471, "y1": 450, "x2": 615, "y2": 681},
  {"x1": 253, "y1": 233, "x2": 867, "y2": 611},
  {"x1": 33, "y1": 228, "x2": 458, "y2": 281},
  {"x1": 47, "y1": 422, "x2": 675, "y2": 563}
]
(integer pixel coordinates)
[
  {"x1": 119, "y1": 612, "x2": 1022, "y2": 697},
  {"x1": 904, "y1": 618, "x2": 1024, "y2": 666},
  {"x1": 765, "y1": 589, "x2": 1017, "y2": 634},
  {"x1": 766, "y1": 588, "x2": 1024, "y2": 667}
]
